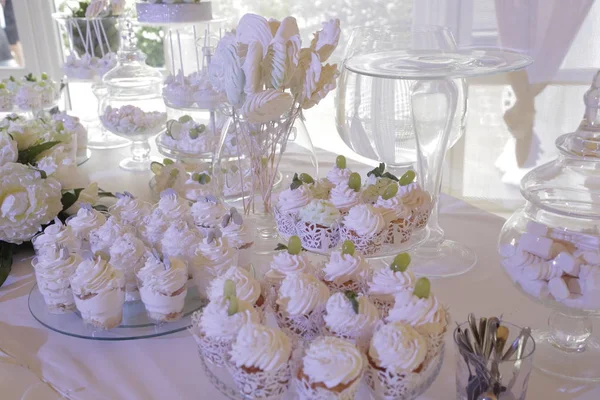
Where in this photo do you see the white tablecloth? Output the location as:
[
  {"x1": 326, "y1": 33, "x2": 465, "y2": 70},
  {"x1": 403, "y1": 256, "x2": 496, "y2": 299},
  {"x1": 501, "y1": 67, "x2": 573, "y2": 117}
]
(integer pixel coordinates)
[{"x1": 1, "y1": 146, "x2": 599, "y2": 400}]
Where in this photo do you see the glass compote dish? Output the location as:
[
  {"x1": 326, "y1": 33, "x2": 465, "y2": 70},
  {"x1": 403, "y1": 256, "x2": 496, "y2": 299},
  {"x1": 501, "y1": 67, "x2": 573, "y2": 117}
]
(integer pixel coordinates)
[
  {"x1": 100, "y1": 19, "x2": 166, "y2": 171},
  {"x1": 343, "y1": 25, "x2": 531, "y2": 277},
  {"x1": 497, "y1": 71, "x2": 600, "y2": 381}
]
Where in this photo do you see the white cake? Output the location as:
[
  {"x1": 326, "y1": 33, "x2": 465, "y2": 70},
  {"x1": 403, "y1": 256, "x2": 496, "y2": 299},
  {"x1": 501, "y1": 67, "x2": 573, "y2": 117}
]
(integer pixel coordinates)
[{"x1": 136, "y1": 1, "x2": 213, "y2": 24}]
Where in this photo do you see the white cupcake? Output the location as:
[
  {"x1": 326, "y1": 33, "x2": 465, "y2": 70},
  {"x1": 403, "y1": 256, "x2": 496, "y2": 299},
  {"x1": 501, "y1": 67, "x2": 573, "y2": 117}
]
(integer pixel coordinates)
[
  {"x1": 110, "y1": 192, "x2": 151, "y2": 228},
  {"x1": 374, "y1": 184, "x2": 414, "y2": 244},
  {"x1": 66, "y1": 203, "x2": 106, "y2": 247},
  {"x1": 275, "y1": 272, "x2": 330, "y2": 342},
  {"x1": 296, "y1": 199, "x2": 341, "y2": 251},
  {"x1": 330, "y1": 181, "x2": 361, "y2": 214},
  {"x1": 160, "y1": 219, "x2": 200, "y2": 267},
  {"x1": 89, "y1": 216, "x2": 132, "y2": 254},
  {"x1": 322, "y1": 242, "x2": 370, "y2": 293},
  {"x1": 274, "y1": 184, "x2": 312, "y2": 239},
  {"x1": 153, "y1": 188, "x2": 192, "y2": 223},
  {"x1": 368, "y1": 253, "x2": 416, "y2": 317},
  {"x1": 366, "y1": 322, "x2": 428, "y2": 399},
  {"x1": 399, "y1": 182, "x2": 432, "y2": 230},
  {"x1": 190, "y1": 296, "x2": 260, "y2": 366},
  {"x1": 136, "y1": 254, "x2": 188, "y2": 322},
  {"x1": 228, "y1": 323, "x2": 293, "y2": 399},
  {"x1": 296, "y1": 336, "x2": 364, "y2": 400},
  {"x1": 32, "y1": 246, "x2": 81, "y2": 314},
  {"x1": 70, "y1": 255, "x2": 126, "y2": 330},
  {"x1": 207, "y1": 267, "x2": 265, "y2": 314},
  {"x1": 327, "y1": 155, "x2": 352, "y2": 186},
  {"x1": 265, "y1": 238, "x2": 314, "y2": 287},
  {"x1": 340, "y1": 204, "x2": 387, "y2": 256},
  {"x1": 219, "y1": 207, "x2": 254, "y2": 250},
  {"x1": 324, "y1": 292, "x2": 380, "y2": 350},
  {"x1": 192, "y1": 230, "x2": 238, "y2": 297},
  {"x1": 109, "y1": 232, "x2": 147, "y2": 301}
]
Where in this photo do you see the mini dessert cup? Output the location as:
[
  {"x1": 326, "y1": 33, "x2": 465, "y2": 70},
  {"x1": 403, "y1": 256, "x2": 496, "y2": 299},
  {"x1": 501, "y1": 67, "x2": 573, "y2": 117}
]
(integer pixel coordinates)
[
  {"x1": 296, "y1": 220, "x2": 340, "y2": 251},
  {"x1": 339, "y1": 224, "x2": 385, "y2": 256},
  {"x1": 32, "y1": 256, "x2": 77, "y2": 314},
  {"x1": 273, "y1": 205, "x2": 298, "y2": 241},
  {"x1": 138, "y1": 281, "x2": 188, "y2": 323},
  {"x1": 73, "y1": 288, "x2": 126, "y2": 330}
]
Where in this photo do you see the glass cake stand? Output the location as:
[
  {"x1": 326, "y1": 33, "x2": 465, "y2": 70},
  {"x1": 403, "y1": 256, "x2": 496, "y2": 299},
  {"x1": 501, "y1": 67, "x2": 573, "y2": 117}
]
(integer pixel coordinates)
[
  {"x1": 343, "y1": 26, "x2": 532, "y2": 277},
  {"x1": 29, "y1": 284, "x2": 206, "y2": 341}
]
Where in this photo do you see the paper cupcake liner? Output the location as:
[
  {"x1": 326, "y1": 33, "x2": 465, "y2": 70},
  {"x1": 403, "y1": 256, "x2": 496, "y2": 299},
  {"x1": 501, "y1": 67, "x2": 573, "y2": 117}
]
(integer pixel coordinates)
[
  {"x1": 365, "y1": 343, "x2": 445, "y2": 400},
  {"x1": 339, "y1": 224, "x2": 385, "y2": 256},
  {"x1": 189, "y1": 311, "x2": 233, "y2": 367},
  {"x1": 412, "y1": 205, "x2": 433, "y2": 230},
  {"x1": 384, "y1": 217, "x2": 415, "y2": 245},
  {"x1": 295, "y1": 372, "x2": 362, "y2": 400},
  {"x1": 274, "y1": 304, "x2": 326, "y2": 344},
  {"x1": 295, "y1": 220, "x2": 340, "y2": 252},
  {"x1": 226, "y1": 360, "x2": 292, "y2": 399},
  {"x1": 273, "y1": 206, "x2": 298, "y2": 241}
]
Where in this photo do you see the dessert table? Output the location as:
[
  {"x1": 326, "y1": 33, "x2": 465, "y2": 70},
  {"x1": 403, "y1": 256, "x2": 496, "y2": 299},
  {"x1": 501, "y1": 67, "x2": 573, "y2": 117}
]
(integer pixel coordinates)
[{"x1": 0, "y1": 144, "x2": 599, "y2": 400}]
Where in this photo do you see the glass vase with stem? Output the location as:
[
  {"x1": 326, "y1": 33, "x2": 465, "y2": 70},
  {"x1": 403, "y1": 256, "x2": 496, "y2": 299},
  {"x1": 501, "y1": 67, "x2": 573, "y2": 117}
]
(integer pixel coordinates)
[{"x1": 214, "y1": 105, "x2": 318, "y2": 254}]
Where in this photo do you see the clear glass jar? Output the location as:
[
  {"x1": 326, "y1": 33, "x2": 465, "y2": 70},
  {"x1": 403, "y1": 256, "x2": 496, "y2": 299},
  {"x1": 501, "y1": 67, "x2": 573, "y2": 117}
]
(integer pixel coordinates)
[
  {"x1": 100, "y1": 19, "x2": 166, "y2": 171},
  {"x1": 497, "y1": 71, "x2": 600, "y2": 382}
]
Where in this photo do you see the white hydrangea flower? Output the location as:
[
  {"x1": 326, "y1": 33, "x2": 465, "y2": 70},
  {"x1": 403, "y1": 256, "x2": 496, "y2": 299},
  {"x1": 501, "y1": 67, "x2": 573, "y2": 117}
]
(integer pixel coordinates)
[
  {"x1": 0, "y1": 163, "x2": 62, "y2": 244},
  {"x1": 0, "y1": 131, "x2": 17, "y2": 167}
]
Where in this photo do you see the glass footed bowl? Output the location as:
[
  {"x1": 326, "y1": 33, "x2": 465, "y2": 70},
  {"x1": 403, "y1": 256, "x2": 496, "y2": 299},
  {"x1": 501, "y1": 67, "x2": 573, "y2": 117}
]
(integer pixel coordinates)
[{"x1": 498, "y1": 186, "x2": 600, "y2": 381}]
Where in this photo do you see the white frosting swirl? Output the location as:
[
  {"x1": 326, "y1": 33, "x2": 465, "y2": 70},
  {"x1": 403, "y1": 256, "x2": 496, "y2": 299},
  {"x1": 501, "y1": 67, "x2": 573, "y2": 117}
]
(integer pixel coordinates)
[
  {"x1": 329, "y1": 181, "x2": 361, "y2": 211},
  {"x1": 399, "y1": 183, "x2": 432, "y2": 211},
  {"x1": 67, "y1": 208, "x2": 106, "y2": 240},
  {"x1": 230, "y1": 323, "x2": 292, "y2": 372},
  {"x1": 342, "y1": 204, "x2": 386, "y2": 237},
  {"x1": 200, "y1": 297, "x2": 260, "y2": 341},
  {"x1": 207, "y1": 266, "x2": 261, "y2": 305},
  {"x1": 324, "y1": 293, "x2": 380, "y2": 336},
  {"x1": 111, "y1": 195, "x2": 151, "y2": 227},
  {"x1": 33, "y1": 248, "x2": 81, "y2": 299},
  {"x1": 221, "y1": 220, "x2": 253, "y2": 249},
  {"x1": 369, "y1": 322, "x2": 427, "y2": 373},
  {"x1": 298, "y1": 199, "x2": 340, "y2": 226},
  {"x1": 137, "y1": 256, "x2": 188, "y2": 295},
  {"x1": 89, "y1": 217, "x2": 132, "y2": 254},
  {"x1": 156, "y1": 190, "x2": 191, "y2": 221},
  {"x1": 276, "y1": 272, "x2": 330, "y2": 316},
  {"x1": 34, "y1": 220, "x2": 80, "y2": 255},
  {"x1": 322, "y1": 250, "x2": 369, "y2": 284},
  {"x1": 70, "y1": 256, "x2": 125, "y2": 296},
  {"x1": 374, "y1": 194, "x2": 411, "y2": 223},
  {"x1": 109, "y1": 232, "x2": 146, "y2": 291},
  {"x1": 369, "y1": 267, "x2": 416, "y2": 298},
  {"x1": 386, "y1": 291, "x2": 447, "y2": 334},
  {"x1": 277, "y1": 185, "x2": 312, "y2": 214},
  {"x1": 161, "y1": 220, "x2": 199, "y2": 262},
  {"x1": 326, "y1": 166, "x2": 351, "y2": 186},
  {"x1": 190, "y1": 199, "x2": 227, "y2": 228},
  {"x1": 302, "y1": 336, "x2": 363, "y2": 389},
  {"x1": 194, "y1": 236, "x2": 238, "y2": 277},
  {"x1": 265, "y1": 251, "x2": 313, "y2": 284}
]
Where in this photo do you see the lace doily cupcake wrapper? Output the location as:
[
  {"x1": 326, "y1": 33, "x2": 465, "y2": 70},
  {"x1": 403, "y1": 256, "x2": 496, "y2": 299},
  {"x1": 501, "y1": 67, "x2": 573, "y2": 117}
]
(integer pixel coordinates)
[
  {"x1": 295, "y1": 220, "x2": 340, "y2": 251},
  {"x1": 189, "y1": 313, "x2": 233, "y2": 367},
  {"x1": 385, "y1": 217, "x2": 415, "y2": 245},
  {"x1": 295, "y1": 374, "x2": 362, "y2": 400},
  {"x1": 323, "y1": 327, "x2": 372, "y2": 353},
  {"x1": 273, "y1": 206, "x2": 298, "y2": 241},
  {"x1": 369, "y1": 295, "x2": 393, "y2": 320},
  {"x1": 365, "y1": 344, "x2": 445, "y2": 400},
  {"x1": 339, "y1": 225, "x2": 385, "y2": 256},
  {"x1": 412, "y1": 204, "x2": 433, "y2": 230},
  {"x1": 226, "y1": 361, "x2": 292, "y2": 399},
  {"x1": 274, "y1": 306, "x2": 326, "y2": 345},
  {"x1": 324, "y1": 278, "x2": 367, "y2": 296}
]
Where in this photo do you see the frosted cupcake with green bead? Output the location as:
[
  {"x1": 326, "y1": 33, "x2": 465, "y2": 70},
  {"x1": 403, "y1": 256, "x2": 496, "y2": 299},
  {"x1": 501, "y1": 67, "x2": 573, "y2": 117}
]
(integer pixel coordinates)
[
  {"x1": 330, "y1": 172, "x2": 362, "y2": 214},
  {"x1": 326, "y1": 155, "x2": 352, "y2": 186},
  {"x1": 274, "y1": 173, "x2": 313, "y2": 240},
  {"x1": 398, "y1": 170, "x2": 433, "y2": 229},
  {"x1": 340, "y1": 203, "x2": 387, "y2": 256},
  {"x1": 368, "y1": 253, "x2": 416, "y2": 318},
  {"x1": 374, "y1": 182, "x2": 415, "y2": 245},
  {"x1": 295, "y1": 199, "x2": 341, "y2": 251}
]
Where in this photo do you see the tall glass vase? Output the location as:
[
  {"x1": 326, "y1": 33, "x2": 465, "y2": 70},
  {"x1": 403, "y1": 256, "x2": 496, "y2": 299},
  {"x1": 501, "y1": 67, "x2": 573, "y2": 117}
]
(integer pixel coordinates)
[{"x1": 214, "y1": 108, "x2": 318, "y2": 252}]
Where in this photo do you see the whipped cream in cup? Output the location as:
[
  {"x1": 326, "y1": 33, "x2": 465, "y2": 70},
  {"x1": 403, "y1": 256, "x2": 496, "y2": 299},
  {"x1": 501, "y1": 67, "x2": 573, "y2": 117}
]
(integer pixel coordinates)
[
  {"x1": 33, "y1": 219, "x2": 81, "y2": 257},
  {"x1": 89, "y1": 216, "x2": 133, "y2": 254},
  {"x1": 70, "y1": 255, "x2": 126, "y2": 330},
  {"x1": 137, "y1": 255, "x2": 188, "y2": 322},
  {"x1": 66, "y1": 206, "x2": 107, "y2": 244},
  {"x1": 190, "y1": 198, "x2": 227, "y2": 228},
  {"x1": 32, "y1": 247, "x2": 81, "y2": 314},
  {"x1": 109, "y1": 232, "x2": 147, "y2": 301},
  {"x1": 110, "y1": 193, "x2": 151, "y2": 228},
  {"x1": 192, "y1": 236, "x2": 239, "y2": 298}
]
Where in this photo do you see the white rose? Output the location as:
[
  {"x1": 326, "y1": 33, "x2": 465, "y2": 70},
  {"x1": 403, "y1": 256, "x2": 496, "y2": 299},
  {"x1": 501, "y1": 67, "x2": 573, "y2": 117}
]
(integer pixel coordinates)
[
  {"x1": 7, "y1": 121, "x2": 38, "y2": 150},
  {"x1": 0, "y1": 163, "x2": 62, "y2": 244},
  {"x1": 65, "y1": 182, "x2": 100, "y2": 215},
  {"x1": 35, "y1": 145, "x2": 88, "y2": 189},
  {"x1": 0, "y1": 131, "x2": 17, "y2": 167}
]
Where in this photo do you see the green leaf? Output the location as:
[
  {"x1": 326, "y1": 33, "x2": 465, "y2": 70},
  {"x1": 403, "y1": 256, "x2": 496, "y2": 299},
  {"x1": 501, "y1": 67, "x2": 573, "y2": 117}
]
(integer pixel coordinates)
[
  {"x1": 274, "y1": 243, "x2": 288, "y2": 251},
  {"x1": 18, "y1": 141, "x2": 61, "y2": 165},
  {"x1": 0, "y1": 241, "x2": 14, "y2": 288},
  {"x1": 345, "y1": 291, "x2": 359, "y2": 314},
  {"x1": 60, "y1": 188, "x2": 84, "y2": 212},
  {"x1": 93, "y1": 205, "x2": 109, "y2": 213},
  {"x1": 382, "y1": 171, "x2": 399, "y2": 182},
  {"x1": 97, "y1": 191, "x2": 115, "y2": 198}
]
